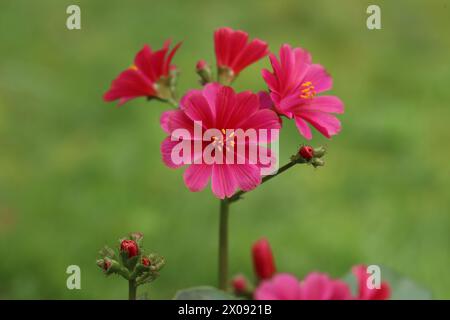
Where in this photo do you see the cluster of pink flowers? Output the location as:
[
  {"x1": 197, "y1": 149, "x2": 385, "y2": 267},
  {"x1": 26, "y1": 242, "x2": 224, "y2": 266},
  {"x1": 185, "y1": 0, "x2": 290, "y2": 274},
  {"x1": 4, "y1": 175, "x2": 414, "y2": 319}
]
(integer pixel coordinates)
[
  {"x1": 103, "y1": 27, "x2": 344, "y2": 198},
  {"x1": 232, "y1": 238, "x2": 391, "y2": 300}
]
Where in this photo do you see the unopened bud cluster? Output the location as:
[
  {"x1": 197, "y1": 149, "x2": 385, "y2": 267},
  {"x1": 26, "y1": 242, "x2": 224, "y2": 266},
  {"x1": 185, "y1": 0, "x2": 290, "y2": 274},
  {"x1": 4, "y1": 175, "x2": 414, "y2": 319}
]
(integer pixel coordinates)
[
  {"x1": 96, "y1": 232, "x2": 165, "y2": 287},
  {"x1": 291, "y1": 145, "x2": 327, "y2": 168}
]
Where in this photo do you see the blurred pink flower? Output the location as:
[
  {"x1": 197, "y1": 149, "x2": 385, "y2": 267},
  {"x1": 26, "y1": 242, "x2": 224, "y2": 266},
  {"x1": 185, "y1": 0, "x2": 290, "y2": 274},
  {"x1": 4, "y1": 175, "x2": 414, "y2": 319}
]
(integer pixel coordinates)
[
  {"x1": 262, "y1": 44, "x2": 344, "y2": 139},
  {"x1": 160, "y1": 83, "x2": 281, "y2": 199},
  {"x1": 254, "y1": 274, "x2": 301, "y2": 300},
  {"x1": 353, "y1": 264, "x2": 391, "y2": 300},
  {"x1": 254, "y1": 266, "x2": 391, "y2": 300},
  {"x1": 104, "y1": 40, "x2": 181, "y2": 106},
  {"x1": 214, "y1": 27, "x2": 269, "y2": 76},
  {"x1": 254, "y1": 273, "x2": 352, "y2": 300}
]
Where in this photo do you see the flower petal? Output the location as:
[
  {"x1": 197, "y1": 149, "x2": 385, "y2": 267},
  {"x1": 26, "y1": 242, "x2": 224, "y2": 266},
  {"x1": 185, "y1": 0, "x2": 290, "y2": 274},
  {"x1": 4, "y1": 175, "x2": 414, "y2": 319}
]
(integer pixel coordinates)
[
  {"x1": 232, "y1": 38, "x2": 268, "y2": 74},
  {"x1": 300, "y1": 273, "x2": 352, "y2": 300},
  {"x1": 304, "y1": 64, "x2": 333, "y2": 93},
  {"x1": 163, "y1": 41, "x2": 182, "y2": 75},
  {"x1": 230, "y1": 164, "x2": 261, "y2": 191},
  {"x1": 254, "y1": 274, "x2": 301, "y2": 300},
  {"x1": 211, "y1": 164, "x2": 238, "y2": 199},
  {"x1": 261, "y1": 69, "x2": 278, "y2": 91},
  {"x1": 214, "y1": 86, "x2": 238, "y2": 128},
  {"x1": 214, "y1": 27, "x2": 268, "y2": 74},
  {"x1": 183, "y1": 93, "x2": 215, "y2": 129},
  {"x1": 297, "y1": 110, "x2": 341, "y2": 138},
  {"x1": 258, "y1": 91, "x2": 275, "y2": 110},
  {"x1": 103, "y1": 69, "x2": 155, "y2": 105},
  {"x1": 161, "y1": 136, "x2": 184, "y2": 168},
  {"x1": 299, "y1": 96, "x2": 344, "y2": 114},
  {"x1": 240, "y1": 109, "x2": 281, "y2": 134},
  {"x1": 294, "y1": 116, "x2": 313, "y2": 140},
  {"x1": 166, "y1": 109, "x2": 196, "y2": 136},
  {"x1": 352, "y1": 265, "x2": 391, "y2": 300},
  {"x1": 254, "y1": 281, "x2": 281, "y2": 300},
  {"x1": 225, "y1": 90, "x2": 259, "y2": 128},
  {"x1": 160, "y1": 110, "x2": 176, "y2": 134},
  {"x1": 214, "y1": 86, "x2": 236, "y2": 128},
  {"x1": 183, "y1": 164, "x2": 212, "y2": 192},
  {"x1": 134, "y1": 45, "x2": 156, "y2": 81}
]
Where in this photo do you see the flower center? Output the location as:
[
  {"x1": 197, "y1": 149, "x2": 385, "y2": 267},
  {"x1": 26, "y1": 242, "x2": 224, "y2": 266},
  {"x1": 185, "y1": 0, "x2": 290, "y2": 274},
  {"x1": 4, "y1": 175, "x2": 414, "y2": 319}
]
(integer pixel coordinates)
[
  {"x1": 300, "y1": 81, "x2": 316, "y2": 99},
  {"x1": 212, "y1": 129, "x2": 235, "y2": 152}
]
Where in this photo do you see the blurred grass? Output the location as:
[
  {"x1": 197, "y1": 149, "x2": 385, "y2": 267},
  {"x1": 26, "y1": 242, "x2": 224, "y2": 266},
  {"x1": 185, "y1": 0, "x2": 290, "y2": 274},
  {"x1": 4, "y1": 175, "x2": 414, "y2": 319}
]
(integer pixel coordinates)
[{"x1": 1, "y1": 0, "x2": 450, "y2": 299}]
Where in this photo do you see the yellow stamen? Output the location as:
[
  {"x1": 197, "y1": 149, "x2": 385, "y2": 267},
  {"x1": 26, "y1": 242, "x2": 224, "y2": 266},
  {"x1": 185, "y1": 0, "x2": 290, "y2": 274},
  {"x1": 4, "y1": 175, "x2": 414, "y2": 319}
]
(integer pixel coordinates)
[{"x1": 300, "y1": 81, "x2": 316, "y2": 99}]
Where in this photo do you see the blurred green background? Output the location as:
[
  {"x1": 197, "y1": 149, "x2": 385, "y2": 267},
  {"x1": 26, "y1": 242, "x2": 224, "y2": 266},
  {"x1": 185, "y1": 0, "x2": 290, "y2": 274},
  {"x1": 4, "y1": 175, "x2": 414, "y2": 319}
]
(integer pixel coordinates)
[{"x1": 1, "y1": 0, "x2": 449, "y2": 299}]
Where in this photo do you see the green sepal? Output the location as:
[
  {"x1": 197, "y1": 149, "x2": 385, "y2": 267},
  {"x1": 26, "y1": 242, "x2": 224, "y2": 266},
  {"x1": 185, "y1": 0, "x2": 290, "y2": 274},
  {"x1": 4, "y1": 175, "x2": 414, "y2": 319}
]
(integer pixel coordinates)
[
  {"x1": 129, "y1": 232, "x2": 144, "y2": 247},
  {"x1": 136, "y1": 271, "x2": 159, "y2": 286},
  {"x1": 313, "y1": 146, "x2": 327, "y2": 158},
  {"x1": 99, "y1": 245, "x2": 116, "y2": 259}
]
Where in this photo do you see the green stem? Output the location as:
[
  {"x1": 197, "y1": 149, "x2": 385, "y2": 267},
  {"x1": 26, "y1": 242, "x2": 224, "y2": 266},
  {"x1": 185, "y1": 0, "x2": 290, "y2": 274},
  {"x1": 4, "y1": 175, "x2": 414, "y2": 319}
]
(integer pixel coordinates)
[
  {"x1": 167, "y1": 97, "x2": 178, "y2": 107},
  {"x1": 216, "y1": 159, "x2": 308, "y2": 290},
  {"x1": 228, "y1": 160, "x2": 300, "y2": 203},
  {"x1": 218, "y1": 199, "x2": 229, "y2": 290},
  {"x1": 128, "y1": 279, "x2": 137, "y2": 300}
]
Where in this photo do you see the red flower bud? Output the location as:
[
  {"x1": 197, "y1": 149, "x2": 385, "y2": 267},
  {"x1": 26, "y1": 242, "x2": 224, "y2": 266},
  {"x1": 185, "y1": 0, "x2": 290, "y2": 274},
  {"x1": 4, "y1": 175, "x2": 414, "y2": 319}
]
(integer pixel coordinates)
[
  {"x1": 299, "y1": 145, "x2": 314, "y2": 160},
  {"x1": 196, "y1": 60, "x2": 208, "y2": 71},
  {"x1": 103, "y1": 259, "x2": 112, "y2": 271},
  {"x1": 120, "y1": 239, "x2": 139, "y2": 258},
  {"x1": 141, "y1": 257, "x2": 151, "y2": 266},
  {"x1": 196, "y1": 60, "x2": 212, "y2": 85},
  {"x1": 232, "y1": 275, "x2": 248, "y2": 294},
  {"x1": 252, "y1": 238, "x2": 276, "y2": 280}
]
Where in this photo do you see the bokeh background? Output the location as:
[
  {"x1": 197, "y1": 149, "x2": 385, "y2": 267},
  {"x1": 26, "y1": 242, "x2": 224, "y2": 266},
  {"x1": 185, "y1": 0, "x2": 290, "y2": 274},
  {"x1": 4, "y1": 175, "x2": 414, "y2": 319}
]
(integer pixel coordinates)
[{"x1": 1, "y1": 0, "x2": 449, "y2": 299}]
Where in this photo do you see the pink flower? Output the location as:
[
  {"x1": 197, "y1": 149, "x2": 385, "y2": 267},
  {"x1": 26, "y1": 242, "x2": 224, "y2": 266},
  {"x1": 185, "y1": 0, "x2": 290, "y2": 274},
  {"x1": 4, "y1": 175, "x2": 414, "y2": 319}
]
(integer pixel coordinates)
[
  {"x1": 104, "y1": 40, "x2": 181, "y2": 106},
  {"x1": 254, "y1": 274, "x2": 301, "y2": 300},
  {"x1": 352, "y1": 264, "x2": 391, "y2": 300},
  {"x1": 262, "y1": 44, "x2": 344, "y2": 139},
  {"x1": 298, "y1": 273, "x2": 353, "y2": 300},
  {"x1": 214, "y1": 27, "x2": 269, "y2": 83},
  {"x1": 252, "y1": 238, "x2": 276, "y2": 280},
  {"x1": 254, "y1": 273, "x2": 352, "y2": 300},
  {"x1": 160, "y1": 83, "x2": 281, "y2": 199}
]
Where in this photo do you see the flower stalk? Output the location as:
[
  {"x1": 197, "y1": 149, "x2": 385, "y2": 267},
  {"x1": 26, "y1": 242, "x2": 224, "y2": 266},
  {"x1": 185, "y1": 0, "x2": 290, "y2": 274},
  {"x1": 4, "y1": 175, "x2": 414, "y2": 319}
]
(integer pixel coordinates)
[
  {"x1": 218, "y1": 147, "x2": 326, "y2": 290},
  {"x1": 218, "y1": 199, "x2": 230, "y2": 290},
  {"x1": 129, "y1": 279, "x2": 137, "y2": 300}
]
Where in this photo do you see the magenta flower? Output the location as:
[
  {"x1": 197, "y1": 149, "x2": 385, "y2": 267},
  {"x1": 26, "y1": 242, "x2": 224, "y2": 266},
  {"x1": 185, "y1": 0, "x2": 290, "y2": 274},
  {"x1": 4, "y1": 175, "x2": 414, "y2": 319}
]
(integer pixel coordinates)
[
  {"x1": 254, "y1": 273, "x2": 352, "y2": 300},
  {"x1": 104, "y1": 40, "x2": 181, "y2": 106},
  {"x1": 254, "y1": 274, "x2": 302, "y2": 300},
  {"x1": 262, "y1": 44, "x2": 344, "y2": 139},
  {"x1": 214, "y1": 27, "x2": 269, "y2": 83},
  {"x1": 353, "y1": 265, "x2": 391, "y2": 300},
  {"x1": 160, "y1": 83, "x2": 281, "y2": 199},
  {"x1": 254, "y1": 266, "x2": 391, "y2": 300}
]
